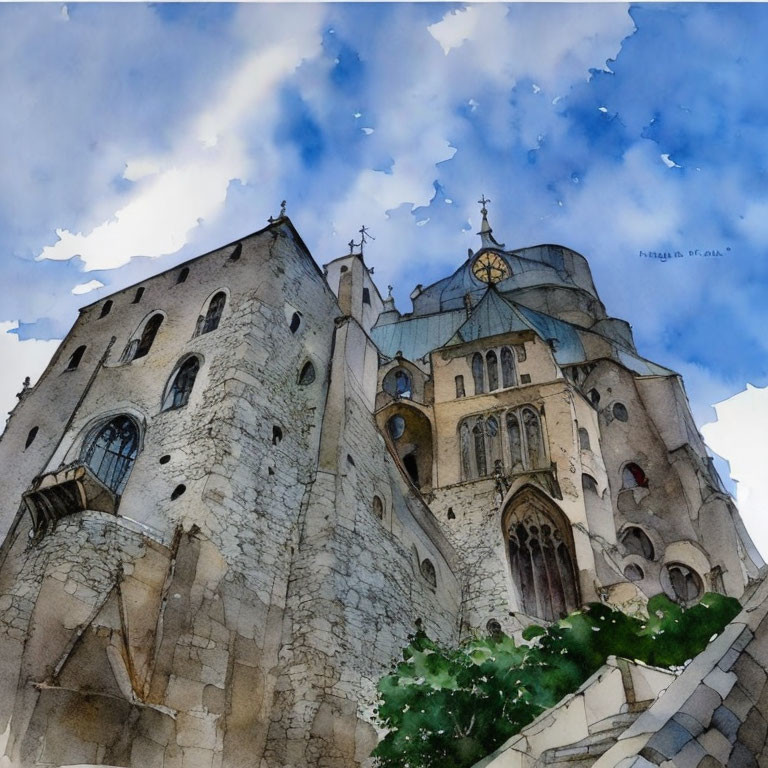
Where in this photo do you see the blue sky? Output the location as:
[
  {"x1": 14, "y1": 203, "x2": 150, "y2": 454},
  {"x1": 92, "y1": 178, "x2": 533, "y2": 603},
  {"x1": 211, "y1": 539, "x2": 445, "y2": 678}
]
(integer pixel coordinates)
[{"x1": 2, "y1": 2, "x2": 768, "y2": 547}]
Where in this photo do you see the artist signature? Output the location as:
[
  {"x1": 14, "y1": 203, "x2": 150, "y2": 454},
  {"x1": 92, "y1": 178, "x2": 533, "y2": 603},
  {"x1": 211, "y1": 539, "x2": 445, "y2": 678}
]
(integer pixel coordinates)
[{"x1": 639, "y1": 247, "x2": 730, "y2": 261}]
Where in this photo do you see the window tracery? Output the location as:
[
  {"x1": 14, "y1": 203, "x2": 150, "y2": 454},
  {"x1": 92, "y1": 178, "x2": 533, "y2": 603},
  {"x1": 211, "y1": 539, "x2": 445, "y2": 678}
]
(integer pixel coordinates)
[
  {"x1": 82, "y1": 415, "x2": 139, "y2": 495},
  {"x1": 470, "y1": 346, "x2": 518, "y2": 395},
  {"x1": 195, "y1": 292, "x2": 226, "y2": 336},
  {"x1": 460, "y1": 406, "x2": 546, "y2": 480},
  {"x1": 162, "y1": 356, "x2": 200, "y2": 411}
]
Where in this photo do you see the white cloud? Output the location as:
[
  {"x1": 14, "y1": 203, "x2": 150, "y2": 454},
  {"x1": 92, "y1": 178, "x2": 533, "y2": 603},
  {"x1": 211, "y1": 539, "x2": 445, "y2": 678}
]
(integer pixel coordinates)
[
  {"x1": 661, "y1": 153, "x2": 682, "y2": 168},
  {"x1": 702, "y1": 384, "x2": 768, "y2": 558},
  {"x1": 71, "y1": 279, "x2": 104, "y2": 295},
  {"x1": 0, "y1": 323, "x2": 60, "y2": 434},
  {"x1": 36, "y1": 19, "x2": 326, "y2": 272}
]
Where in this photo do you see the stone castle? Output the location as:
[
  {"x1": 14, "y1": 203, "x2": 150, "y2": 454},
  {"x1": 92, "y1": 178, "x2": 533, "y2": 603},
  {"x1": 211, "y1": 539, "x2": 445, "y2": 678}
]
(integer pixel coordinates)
[{"x1": 0, "y1": 204, "x2": 766, "y2": 768}]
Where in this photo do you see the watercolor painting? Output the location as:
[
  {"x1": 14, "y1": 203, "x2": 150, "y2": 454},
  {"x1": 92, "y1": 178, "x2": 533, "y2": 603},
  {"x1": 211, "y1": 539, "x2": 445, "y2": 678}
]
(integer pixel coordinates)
[{"x1": 1, "y1": 3, "x2": 768, "y2": 767}]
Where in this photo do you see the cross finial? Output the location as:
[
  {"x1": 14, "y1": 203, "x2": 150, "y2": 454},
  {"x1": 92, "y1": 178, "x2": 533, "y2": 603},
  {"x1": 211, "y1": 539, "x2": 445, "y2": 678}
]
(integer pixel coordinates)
[
  {"x1": 358, "y1": 225, "x2": 375, "y2": 255},
  {"x1": 478, "y1": 194, "x2": 491, "y2": 214},
  {"x1": 387, "y1": 284, "x2": 393, "y2": 298},
  {"x1": 348, "y1": 239, "x2": 355, "y2": 255}
]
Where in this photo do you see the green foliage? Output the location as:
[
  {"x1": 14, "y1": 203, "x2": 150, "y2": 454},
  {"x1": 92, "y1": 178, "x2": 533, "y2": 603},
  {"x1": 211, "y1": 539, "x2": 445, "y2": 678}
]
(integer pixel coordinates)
[{"x1": 372, "y1": 593, "x2": 740, "y2": 768}]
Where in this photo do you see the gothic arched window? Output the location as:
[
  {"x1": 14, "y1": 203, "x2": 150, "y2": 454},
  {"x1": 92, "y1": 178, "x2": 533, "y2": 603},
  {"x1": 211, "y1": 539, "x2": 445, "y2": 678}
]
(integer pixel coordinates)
[
  {"x1": 394, "y1": 370, "x2": 411, "y2": 398},
  {"x1": 486, "y1": 350, "x2": 499, "y2": 391},
  {"x1": 420, "y1": 558, "x2": 437, "y2": 588},
  {"x1": 82, "y1": 415, "x2": 139, "y2": 495},
  {"x1": 506, "y1": 412, "x2": 523, "y2": 471},
  {"x1": 486, "y1": 415, "x2": 502, "y2": 469},
  {"x1": 162, "y1": 357, "x2": 200, "y2": 411},
  {"x1": 505, "y1": 490, "x2": 579, "y2": 621},
  {"x1": 200, "y1": 292, "x2": 226, "y2": 335},
  {"x1": 621, "y1": 527, "x2": 655, "y2": 559},
  {"x1": 663, "y1": 563, "x2": 702, "y2": 603},
  {"x1": 298, "y1": 361, "x2": 316, "y2": 385},
  {"x1": 523, "y1": 408, "x2": 543, "y2": 468},
  {"x1": 472, "y1": 353, "x2": 485, "y2": 395},
  {"x1": 472, "y1": 420, "x2": 487, "y2": 477},
  {"x1": 134, "y1": 314, "x2": 164, "y2": 360},
  {"x1": 99, "y1": 300, "x2": 113, "y2": 318},
  {"x1": 66, "y1": 345, "x2": 87, "y2": 371},
  {"x1": 460, "y1": 420, "x2": 472, "y2": 480},
  {"x1": 622, "y1": 463, "x2": 648, "y2": 489},
  {"x1": 578, "y1": 427, "x2": 591, "y2": 451},
  {"x1": 501, "y1": 347, "x2": 516, "y2": 388}
]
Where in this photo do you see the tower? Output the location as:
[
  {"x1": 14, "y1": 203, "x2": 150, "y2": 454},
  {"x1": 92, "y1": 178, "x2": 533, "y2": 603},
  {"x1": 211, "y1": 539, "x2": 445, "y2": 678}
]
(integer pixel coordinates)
[{"x1": 0, "y1": 205, "x2": 760, "y2": 767}]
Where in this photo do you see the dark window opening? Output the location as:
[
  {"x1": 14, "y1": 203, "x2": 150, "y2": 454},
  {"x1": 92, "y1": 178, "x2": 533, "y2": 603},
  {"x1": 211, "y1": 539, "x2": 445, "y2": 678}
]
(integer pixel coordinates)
[
  {"x1": 455, "y1": 375, "x2": 465, "y2": 398},
  {"x1": 272, "y1": 426, "x2": 283, "y2": 445},
  {"x1": 472, "y1": 352, "x2": 484, "y2": 394},
  {"x1": 613, "y1": 402, "x2": 629, "y2": 422},
  {"x1": 403, "y1": 453, "x2": 420, "y2": 486},
  {"x1": 299, "y1": 361, "x2": 316, "y2": 385},
  {"x1": 486, "y1": 619, "x2": 502, "y2": 636},
  {"x1": 501, "y1": 346, "x2": 516, "y2": 388},
  {"x1": 582, "y1": 474, "x2": 598, "y2": 493},
  {"x1": 289, "y1": 312, "x2": 302, "y2": 334},
  {"x1": 520, "y1": 374, "x2": 531, "y2": 384},
  {"x1": 159, "y1": 455, "x2": 171, "y2": 465},
  {"x1": 420, "y1": 558, "x2": 436, "y2": 588},
  {"x1": 347, "y1": 454, "x2": 355, "y2": 467},
  {"x1": 589, "y1": 389, "x2": 600, "y2": 406},
  {"x1": 82, "y1": 415, "x2": 139, "y2": 495},
  {"x1": 134, "y1": 314, "x2": 163, "y2": 359},
  {"x1": 162, "y1": 356, "x2": 200, "y2": 411},
  {"x1": 200, "y1": 292, "x2": 226, "y2": 335},
  {"x1": 447, "y1": 507, "x2": 455, "y2": 520},
  {"x1": 394, "y1": 370, "x2": 411, "y2": 398},
  {"x1": 229, "y1": 242, "x2": 242, "y2": 261},
  {"x1": 373, "y1": 495, "x2": 384, "y2": 520},
  {"x1": 665, "y1": 563, "x2": 702, "y2": 603},
  {"x1": 621, "y1": 527, "x2": 655, "y2": 559},
  {"x1": 25, "y1": 426, "x2": 39, "y2": 449},
  {"x1": 177, "y1": 267, "x2": 189, "y2": 284},
  {"x1": 99, "y1": 300, "x2": 113, "y2": 319},
  {"x1": 340, "y1": 265, "x2": 348, "y2": 273},
  {"x1": 578, "y1": 427, "x2": 591, "y2": 451},
  {"x1": 486, "y1": 350, "x2": 499, "y2": 391},
  {"x1": 132, "y1": 287, "x2": 144, "y2": 304},
  {"x1": 362, "y1": 287, "x2": 371, "y2": 305},
  {"x1": 66, "y1": 345, "x2": 87, "y2": 371},
  {"x1": 622, "y1": 462, "x2": 648, "y2": 489},
  {"x1": 171, "y1": 484, "x2": 186, "y2": 500},
  {"x1": 388, "y1": 415, "x2": 405, "y2": 440}
]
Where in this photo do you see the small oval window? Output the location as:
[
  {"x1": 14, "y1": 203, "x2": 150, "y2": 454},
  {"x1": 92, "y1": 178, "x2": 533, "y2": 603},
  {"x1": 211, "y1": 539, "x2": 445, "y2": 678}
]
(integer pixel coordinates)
[
  {"x1": 613, "y1": 402, "x2": 628, "y2": 422},
  {"x1": 289, "y1": 312, "x2": 302, "y2": 334},
  {"x1": 25, "y1": 426, "x2": 39, "y2": 449},
  {"x1": 388, "y1": 415, "x2": 405, "y2": 440},
  {"x1": 99, "y1": 300, "x2": 113, "y2": 318},
  {"x1": 171, "y1": 484, "x2": 186, "y2": 500},
  {"x1": 298, "y1": 361, "x2": 316, "y2": 385}
]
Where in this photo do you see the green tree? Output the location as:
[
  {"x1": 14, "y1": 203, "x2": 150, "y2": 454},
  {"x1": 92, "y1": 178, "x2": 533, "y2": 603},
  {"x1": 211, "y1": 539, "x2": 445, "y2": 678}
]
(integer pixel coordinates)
[{"x1": 372, "y1": 593, "x2": 740, "y2": 768}]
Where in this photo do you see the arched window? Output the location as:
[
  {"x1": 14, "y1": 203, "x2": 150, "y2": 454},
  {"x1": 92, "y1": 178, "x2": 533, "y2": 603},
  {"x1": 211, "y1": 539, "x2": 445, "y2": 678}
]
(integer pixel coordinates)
[
  {"x1": 622, "y1": 462, "x2": 648, "y2": 489},
  {"x1": 162, "y1": 357, "x2": 200, "y2": 411},
  {"x1": 663, "y1": 563, "x2": 703, "y2": 603},
  {"x1": 501, "y1": 347, "x2": 516, "y2": 388},
  {"x1": 99, "y1": 300, "x2": 113, "y2": 319},
  {"x1": 66, "y1": 345, "x2": 86, "y2": 371},
  {"x1": 388, "y1": 415, "x2": 405, "y2": 440},
  {"x1": 505, "y1": 491, "x2": 579, "y2": 621},
  {"x1": 578, "y1": 427, "x2": 591, "y2": 451},
  {"x1": 506, "y1": 412, "x2": 524, "y2": 471},
  {"x1": 394, "y1": 370, "x2": 411, "y2": 398},
  {"x1": 472, "y1": 421, "x2": 487, "y2": 477},
  {"x1": 486, "y1": 350, "x2": 499, "y2": 391},
  {"x1": 460, "y1": 421, "x2": 472, "y2": 480},
  {"x1": 177, "y1": 267, "x2": 189, "y2": 284},
  {"x1": 621, "y1": 527, "x2": 655, "y2": 559},
  {"x1": 588, "y1": 389, "x2": 600, "y2": 406},
  {"x1": 132, "y1": 287, "x2": 144, "y2": 304},
  {"x1": 134, "y1": 314, "x2": 164, "y2": 360},
  {"x1": 486, "y1": 415, "x2": 502, "y2": 469},
  {"x1": 289, "y1": 312, "x2": 302, "y2": 334},
  {"x1": 403, "y1": 453, "x2": 420, "y2": 486},
  {"x1": 624, "y1": 564, "x2": 644, "y2": 582},
  {"x1": 25, "y1": 426, "x2": 39, "y2": 449},
  {"x1": 298, "y1": 361, "x2": 316, "y2": 385},
  {"x1": 373, "y1": 495, "x2": 384, "y2": 520},
  {"x1": 455, "y1": 375, "x2": 465, "y2": 398},
  {"x1": 523, "y1": 408, "x2": 543, "y2": 469},
  {"x1": 200, "y1": 292, "x2": 226, "y2": 335},
  {"x1": 82, "y1": 415, "x2": 139, "y2": 495},
  {"x1": 420, "y1": 558, "x2": 437, "y2": 588},
  {"x1": 582, "y1": 474, "x2": 598, "y2": 493},
  {"x1": 472, "y1": 353, "x2": 484, "y2": 394},
  {"x1": 612, "y1": 402, "x2": 629, "y2": 422},
  {"x1": 229, "y1": 242, "x2": 242, "y2": 261}
]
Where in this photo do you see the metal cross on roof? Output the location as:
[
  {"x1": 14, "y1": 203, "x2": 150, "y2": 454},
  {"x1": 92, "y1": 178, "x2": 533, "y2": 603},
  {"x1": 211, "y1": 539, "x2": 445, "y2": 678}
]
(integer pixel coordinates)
[
  {"x1": 358, "y1": 225, "x2": 375, "y2": 256},
  {"x1": 268, "y1": 200, "x2": 288, "y2": 224},
  {"x1": 478, "y1": 194, "x2": 491, "y2": 213}
]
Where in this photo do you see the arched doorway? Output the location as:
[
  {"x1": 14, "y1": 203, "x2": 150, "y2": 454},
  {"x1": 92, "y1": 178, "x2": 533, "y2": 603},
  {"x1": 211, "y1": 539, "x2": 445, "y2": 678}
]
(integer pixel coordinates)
[{"x1": 504, "y1": 487, "x2": 579, "y2": 621}]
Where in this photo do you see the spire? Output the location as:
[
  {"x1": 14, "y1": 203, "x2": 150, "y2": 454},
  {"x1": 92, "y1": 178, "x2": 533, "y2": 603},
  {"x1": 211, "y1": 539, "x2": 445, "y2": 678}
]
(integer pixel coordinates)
[{"x1": 477, "y1": 194, "x2": 505, "y2": 249}]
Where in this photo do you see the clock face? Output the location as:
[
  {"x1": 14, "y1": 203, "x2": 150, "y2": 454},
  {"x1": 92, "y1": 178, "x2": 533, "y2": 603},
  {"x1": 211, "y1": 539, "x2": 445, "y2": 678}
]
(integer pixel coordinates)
[{"x1": 472, "y1": 251, "x2": 509, "y2": 284}]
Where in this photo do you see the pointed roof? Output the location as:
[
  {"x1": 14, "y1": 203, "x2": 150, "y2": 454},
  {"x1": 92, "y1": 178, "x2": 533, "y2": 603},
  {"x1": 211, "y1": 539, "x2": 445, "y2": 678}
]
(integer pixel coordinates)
[{"x1": 477, "y1": 195, "x2": 505, "y2": 250}]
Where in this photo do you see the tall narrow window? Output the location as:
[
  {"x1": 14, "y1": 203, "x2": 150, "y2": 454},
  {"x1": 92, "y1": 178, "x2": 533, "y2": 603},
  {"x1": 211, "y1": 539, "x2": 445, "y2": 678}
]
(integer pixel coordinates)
[
  {"x1": 362, "y1": 287, "x2": 371, "y2": 305},
  {"x1": 420, "y1": 558, "x2": 437, "y2": 588},
  {"x1": 66, "y1": 345, "x2": 87, "y2": 371},
  {"x1": 486, "y1": 415, "x2": 502, "y2": 469},
  {"x1": 82, "y1": 415, "x2": 139, "y2": 495},
  {"x1": 460, "y1": 421, "x2": 472, "y2": 480},
  {"x1": 523, "y1": 408, "x2": 543, "y2": 469},
  {"x1": 25, "y1": 426, "x2": 39, "y2": 449},
  {"x1": 589, "y1": 389, "x2": 600, "y2": 406},
  {"x1": 578, "y1": 427, "x2": 591, "y2": 451},
  {"x1": 473, "y1": 421, "x2": 487, "y2": 477},
  {"x1": 403, "y1": 453, "x2": 420, "y2": 486},
  {"x1": 506, "y1": 412, "x2": 523, "y2": 471},
  {"x1": 506, "y1": 491, "x2": 579, "y2": 621},
  {"x1": 134, "y1": 314, "x2": 163, "y2": 359},
  {"x1": 99, "y1": 300, "x2": 113, "y2": 318},
  {"x1": 228, "y1": 243, "x2": 242, "y2": 262},
  {"x1": 373, "y1": 495, "x2": 384, "y2": 520},
  {"x1": 501, "y1": 347, "x2": 516, "y2": 388},
  {"x1": 177, "y1": 267, "x2": 189, "y2": 284},
  {"x1": 201, "y1": 292, "x2": 226, "y2": 335},
  {"x1": 289, "y1": 312, "x2": 302, "y2": 334},
  {"x1": 455, "y1": 375, "x2": 465, "y2": 398},
  {"x1": 162, "y1": 357, "x2": 200, "y2": 411},
  {"x1": 486, "y1": 350, "x2": 499, "y2": 391},
  {"x1": 472, "y1": 353, "x2": 484, "y2": 395},
  {"x1": 394, "y1": 370, "x2": 412, "y2": 398},
  {"x1": 132, "y1": 287, "x2": 144, "y2": 304}
]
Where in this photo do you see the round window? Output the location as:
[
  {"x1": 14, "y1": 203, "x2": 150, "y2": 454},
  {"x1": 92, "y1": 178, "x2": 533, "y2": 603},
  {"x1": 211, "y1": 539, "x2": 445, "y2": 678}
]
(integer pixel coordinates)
[
  {"x1": 623, "y1": 564, "x2": 644, "y2": 582},
  {"x1": 661, "y1": 563, "x2": 703, "y2": 604},
  {"x1": 388, "y1": 415, "x2": 406, "y2": 440},
  {"x1": 612, "y1": 402, "x2": 629, "y2": 422}
]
